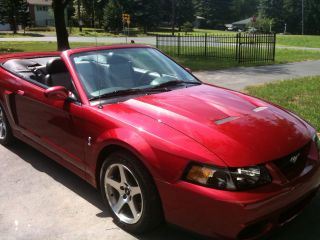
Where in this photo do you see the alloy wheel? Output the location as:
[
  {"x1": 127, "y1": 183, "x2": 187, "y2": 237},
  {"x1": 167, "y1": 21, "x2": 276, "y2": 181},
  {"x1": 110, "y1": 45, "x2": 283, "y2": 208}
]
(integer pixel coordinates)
[{"x1": 104, "y1": 163, "x2": 143, "y2": 224}]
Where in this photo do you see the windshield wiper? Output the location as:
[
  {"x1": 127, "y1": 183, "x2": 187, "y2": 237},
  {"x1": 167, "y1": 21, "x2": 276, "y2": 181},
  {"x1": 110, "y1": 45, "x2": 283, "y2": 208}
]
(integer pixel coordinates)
[
  {"x1": 150, "y1": 80, "x2": 201, "y2": 89},
  {"x1": 89, "y1": 88, "x2": 169, "y2": 101}
]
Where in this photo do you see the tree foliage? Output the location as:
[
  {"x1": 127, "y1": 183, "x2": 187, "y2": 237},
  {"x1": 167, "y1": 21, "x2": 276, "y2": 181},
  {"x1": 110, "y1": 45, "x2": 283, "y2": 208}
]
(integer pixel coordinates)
[
  {"x1": 259, "y1": 0, "x2": 285, "y2": 32},
  {"x1": 103, "y1": 0, "x2": 122, "y2": 32},
  {"x1": 231, "y1": 0, "x2": 259, "y2": 21},
  {"x1": 258, "y1": 0, "x2": 320, "y2": 34},
  {"x1": 131, "y1": 0, "x2": 161, "y2": 33},
  {"x1": 0, "y1": 0, "x2": 30, "y2": 33}
]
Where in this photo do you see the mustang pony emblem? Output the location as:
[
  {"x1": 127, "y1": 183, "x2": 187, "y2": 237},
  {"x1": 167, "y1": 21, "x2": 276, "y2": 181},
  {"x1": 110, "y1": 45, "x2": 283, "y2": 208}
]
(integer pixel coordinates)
[{"x1": 290, "y1": 153, "x2": 300, "y2": 164}]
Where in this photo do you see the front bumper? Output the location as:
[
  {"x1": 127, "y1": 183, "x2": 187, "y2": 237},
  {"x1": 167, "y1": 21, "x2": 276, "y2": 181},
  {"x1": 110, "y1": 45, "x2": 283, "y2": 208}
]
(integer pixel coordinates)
[{"x1": 156, "y1": 150, "x2": 320, "y2": 239}]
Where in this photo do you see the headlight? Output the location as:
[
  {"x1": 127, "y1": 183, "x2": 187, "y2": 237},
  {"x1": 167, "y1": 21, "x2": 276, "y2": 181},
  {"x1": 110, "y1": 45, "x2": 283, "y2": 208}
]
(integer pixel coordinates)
[
  {"x1": 313, "y1": 133, "x2": 320, "y2": 154},
  {"x1": 184, "y1": 163, "x2": 271, "y2": 191}
]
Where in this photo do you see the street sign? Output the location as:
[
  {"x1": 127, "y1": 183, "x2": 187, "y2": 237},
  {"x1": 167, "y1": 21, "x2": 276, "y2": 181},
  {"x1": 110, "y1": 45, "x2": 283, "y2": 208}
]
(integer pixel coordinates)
[{"x1": 122, "y1": 13, "x2": 130, "y2": 25}]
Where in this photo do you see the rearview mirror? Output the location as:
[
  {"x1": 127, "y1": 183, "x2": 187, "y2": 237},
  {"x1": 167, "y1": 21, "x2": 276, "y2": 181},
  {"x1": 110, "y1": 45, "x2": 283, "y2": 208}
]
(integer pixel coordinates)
[{"x1": 44, "y1": 86, "x2": 69, "y2": 100}]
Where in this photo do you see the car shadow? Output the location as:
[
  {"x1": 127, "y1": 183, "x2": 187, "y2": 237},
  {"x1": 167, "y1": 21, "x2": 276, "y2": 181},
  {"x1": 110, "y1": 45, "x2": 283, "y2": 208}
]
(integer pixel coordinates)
[
  {"x1": 263, "y1": 193, "x2": 320, "y2": 240},
  {"x1": 6, "y1": 140, "x2": 205, "y2": 240}
]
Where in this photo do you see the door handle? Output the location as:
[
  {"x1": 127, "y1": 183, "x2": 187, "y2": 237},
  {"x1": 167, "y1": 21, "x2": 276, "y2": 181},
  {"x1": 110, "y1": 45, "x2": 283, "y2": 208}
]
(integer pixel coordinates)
[{"x1": 16, "y1": 90, "x2": 25, "y2": 96}]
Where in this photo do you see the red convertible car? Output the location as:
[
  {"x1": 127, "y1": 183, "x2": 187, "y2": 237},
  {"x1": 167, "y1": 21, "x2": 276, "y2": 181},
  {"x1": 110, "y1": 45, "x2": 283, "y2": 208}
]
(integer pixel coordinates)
[{"x1": 0, "y1": 45, "x2": 319, "y2": 239}]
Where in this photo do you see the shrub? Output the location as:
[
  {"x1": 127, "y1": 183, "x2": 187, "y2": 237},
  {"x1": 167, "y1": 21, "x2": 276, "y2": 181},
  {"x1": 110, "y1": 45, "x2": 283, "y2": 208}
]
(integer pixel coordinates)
[{"x1": 181, "y1": 22, "x2": 194, "y2": 33}]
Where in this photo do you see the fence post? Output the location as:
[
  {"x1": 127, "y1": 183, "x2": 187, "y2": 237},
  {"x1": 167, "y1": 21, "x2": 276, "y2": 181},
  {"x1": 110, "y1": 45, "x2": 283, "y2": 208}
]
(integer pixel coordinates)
[
  {"x1": 156, "y1": 35, "x2": 159, "y2": 49},
  {"x1": 272, "y1": 33, "x2": 276, "y2": 62},
  {"x1": 236, "y1": 33, "x2": 241, "y2": 63},
  {"x1": 204, "y1": 33, "x2": 207, "y2": 57},
  {"x1": 177, "y1": 33, "x2": 181, "y2": 56}
]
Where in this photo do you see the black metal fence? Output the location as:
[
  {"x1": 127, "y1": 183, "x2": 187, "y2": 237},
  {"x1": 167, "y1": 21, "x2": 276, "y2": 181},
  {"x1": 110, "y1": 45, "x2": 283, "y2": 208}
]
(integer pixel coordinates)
[{"x1": 156, "y1": 33, "x2": 276, "y2": 63}]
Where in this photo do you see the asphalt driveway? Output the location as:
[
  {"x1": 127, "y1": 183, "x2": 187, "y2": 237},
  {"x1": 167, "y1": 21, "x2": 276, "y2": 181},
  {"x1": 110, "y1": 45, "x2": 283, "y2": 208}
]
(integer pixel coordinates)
[{"x1": 194, "y1": 60, "x2": 320, "y2": 90}]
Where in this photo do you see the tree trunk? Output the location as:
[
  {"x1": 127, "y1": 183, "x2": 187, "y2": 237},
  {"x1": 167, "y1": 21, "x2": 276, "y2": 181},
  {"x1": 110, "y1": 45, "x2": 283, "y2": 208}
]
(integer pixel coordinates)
[
  {"x1": 77, "y1": 0, "x2": 82, "y2": 32},
  {"x1": 171, "y1": 0, "x2": 176, "y2": 35},
  {"x1": 11, "y1": 16, "x2": 17, "y2": 34},
  {"x1": 53, "y1": 0, "x2": 70, "y2": 51}
]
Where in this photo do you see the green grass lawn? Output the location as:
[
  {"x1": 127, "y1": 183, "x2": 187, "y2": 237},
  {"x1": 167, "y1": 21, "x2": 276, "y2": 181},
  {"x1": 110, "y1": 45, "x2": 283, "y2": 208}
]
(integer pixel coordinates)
[
  {"x1": 173, "y1": 48, "x2": 320, "y2": 71},
  {"x1": 0, "y1": 41, "x2": 109, "y2": 53},
  {"x1": 277, "y1": 34, "x2": 320, "y2": 48},
  {"x1": 246, "y1": 76, "x2": 320, "y2": 132}
]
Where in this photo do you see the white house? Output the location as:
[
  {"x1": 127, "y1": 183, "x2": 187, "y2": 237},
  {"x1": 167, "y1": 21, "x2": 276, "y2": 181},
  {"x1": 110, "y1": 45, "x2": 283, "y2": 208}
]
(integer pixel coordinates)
[
  {"x1": 0, "y1": 23, "x2": 11, "y2": 31},
  {"x1": 28, "y1": 0, "x2": 54, "y2": 26}
]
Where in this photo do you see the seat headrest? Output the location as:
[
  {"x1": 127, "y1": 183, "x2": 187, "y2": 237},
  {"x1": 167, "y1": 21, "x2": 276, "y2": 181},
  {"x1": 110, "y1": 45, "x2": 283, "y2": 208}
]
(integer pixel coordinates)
[
  {"x1": 46, "y1": 58, "x2": 68, "y2": 74},
  {"x1": 108, "y1": 55, "x2": 130, "y2": 65}
]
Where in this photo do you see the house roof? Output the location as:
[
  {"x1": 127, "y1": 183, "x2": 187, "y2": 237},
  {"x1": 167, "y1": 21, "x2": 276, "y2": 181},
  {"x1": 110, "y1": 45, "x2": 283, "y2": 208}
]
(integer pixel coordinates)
[
  {"x1": 27, "y1": 0, "x2": 52, "y2": 6},
  {"x1": 232, "y1": 17, "x2": 253, "y2": 25}
]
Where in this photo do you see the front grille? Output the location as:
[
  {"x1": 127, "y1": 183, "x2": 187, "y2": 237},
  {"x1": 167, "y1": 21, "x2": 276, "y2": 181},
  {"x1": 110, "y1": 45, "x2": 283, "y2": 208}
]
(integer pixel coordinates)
[{"x1": 273, "y1": 143, "x2": 310, "y2": 180}]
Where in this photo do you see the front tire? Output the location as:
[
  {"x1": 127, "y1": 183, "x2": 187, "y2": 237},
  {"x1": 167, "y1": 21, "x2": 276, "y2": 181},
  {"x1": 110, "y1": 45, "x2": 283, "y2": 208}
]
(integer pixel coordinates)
[
  {"x1": 0, "y1": 105, "x2": 15, "y2": 146},
  {"x1": 100, "y1": 151, "x2": 163, "y2": 234}
]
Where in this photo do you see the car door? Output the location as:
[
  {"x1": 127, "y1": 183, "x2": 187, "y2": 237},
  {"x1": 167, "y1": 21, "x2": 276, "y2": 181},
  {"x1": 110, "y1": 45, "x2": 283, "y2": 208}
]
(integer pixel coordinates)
[{"x1": 12, "y1": 68, "x2": 87, "y2": 173}]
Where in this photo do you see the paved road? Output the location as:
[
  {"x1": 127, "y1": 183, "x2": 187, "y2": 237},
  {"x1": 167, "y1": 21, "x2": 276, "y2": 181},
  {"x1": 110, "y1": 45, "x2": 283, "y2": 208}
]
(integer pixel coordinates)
[
  {"x1": 195, "y1": 60, "x2": 320, "y2": 90},
  {"x1": 1, "y1": 61, "x2": 320, "y2": 240}
]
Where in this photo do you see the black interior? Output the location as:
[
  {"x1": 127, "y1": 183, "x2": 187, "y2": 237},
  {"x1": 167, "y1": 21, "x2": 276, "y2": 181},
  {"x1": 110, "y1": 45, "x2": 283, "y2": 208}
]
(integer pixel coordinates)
[
  {"x1": 2, "y1": 57, "x2": 76, "y2": 93},
  {"x1": 44, "y1": 58, "x2": 74, "y2": 92}
]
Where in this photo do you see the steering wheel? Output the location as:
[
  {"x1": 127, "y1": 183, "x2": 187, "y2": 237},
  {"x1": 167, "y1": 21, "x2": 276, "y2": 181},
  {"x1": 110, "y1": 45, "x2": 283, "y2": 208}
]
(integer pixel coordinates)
[{"x1": 139, "y1": 70, "x2": 162, "y2": 83}]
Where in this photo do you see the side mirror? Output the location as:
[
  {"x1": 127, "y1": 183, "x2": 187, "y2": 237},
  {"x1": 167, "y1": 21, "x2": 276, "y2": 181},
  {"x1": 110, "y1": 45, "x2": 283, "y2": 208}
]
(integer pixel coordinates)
[
  {"x1": 185, "y1": 67, "x2": 192, "y2": 73},
  {"x1": 44, "y1": 86, "x2": 69, "y2": 100}
]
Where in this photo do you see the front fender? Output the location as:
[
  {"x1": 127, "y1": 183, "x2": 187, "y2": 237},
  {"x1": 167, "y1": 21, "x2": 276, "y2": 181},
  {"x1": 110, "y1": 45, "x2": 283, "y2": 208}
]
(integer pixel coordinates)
[{"x1": 86, "y1": 127, "x2": 158, "y2": 184}]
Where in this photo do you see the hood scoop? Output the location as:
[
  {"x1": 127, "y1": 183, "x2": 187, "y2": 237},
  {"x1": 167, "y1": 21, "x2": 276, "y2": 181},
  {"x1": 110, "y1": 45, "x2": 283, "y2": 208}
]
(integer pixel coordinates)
[
  {"x1": 253, "y1": 106, "x2": 268, "y2": 112},
  {"x1": 215, "y1": 116, "x2": 240, "y2": 125}
]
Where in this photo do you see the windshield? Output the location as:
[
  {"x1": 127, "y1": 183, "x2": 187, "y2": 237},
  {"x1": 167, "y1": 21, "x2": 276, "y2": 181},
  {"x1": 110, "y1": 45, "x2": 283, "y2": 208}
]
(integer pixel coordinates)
[{"x1": 71, "y1": 47, "x2": 200, "y2": 100}]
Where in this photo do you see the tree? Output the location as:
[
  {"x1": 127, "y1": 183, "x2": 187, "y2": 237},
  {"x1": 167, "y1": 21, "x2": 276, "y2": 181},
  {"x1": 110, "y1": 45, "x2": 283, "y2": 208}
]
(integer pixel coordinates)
[
  {"x1": 283, "y1": 0, "x2": 320, "y2": 35},
  {"x1": 248, "y1": 17, "x2": 273, "y2": 32},
  {"x1": 231, "y1": 0, "x2": 259, "y2": 21},
  {"x1": 193, "y1": 0, "x2": 216, "y2": 28},
  {"x1": 175, "y1": 0, "x2": 195, "y2": 31},
  {"x1": 52, "y1": 0, "x2": 70, "y2": 50},
  {"x1": 103, "y1": 0, "x2": 122, "y2": 33},
  {"x1": 304, "y1": 0, "x2": 320, "y2": 34},
  {"x1": 193, "y1": 0, "x2": 233, "y2": 28},
  {"x1": 0, "y1": 0, "x2": 29, "y2": 34},
  {"x1": 131, "y1": 0, "x2": 161, "y2": 33},
  {"x1": 259, "y1": 0, "x2": 285, "y2": 32}
]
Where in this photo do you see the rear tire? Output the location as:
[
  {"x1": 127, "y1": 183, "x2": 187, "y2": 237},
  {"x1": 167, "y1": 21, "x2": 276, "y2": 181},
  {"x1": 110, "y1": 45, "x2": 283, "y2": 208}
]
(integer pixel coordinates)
[
  {"x1": 100, "y1": 151, "x2": 163, "y2": 234},
  {"x1": 0, "y1": 105, "x2": 15, "y2": 146}
]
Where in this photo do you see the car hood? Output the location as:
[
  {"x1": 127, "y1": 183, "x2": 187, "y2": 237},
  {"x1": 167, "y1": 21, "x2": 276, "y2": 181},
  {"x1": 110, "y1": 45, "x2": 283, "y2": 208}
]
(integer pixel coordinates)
[{"x1": 121, "y1": 84, "x2": 311, "y2": 167}]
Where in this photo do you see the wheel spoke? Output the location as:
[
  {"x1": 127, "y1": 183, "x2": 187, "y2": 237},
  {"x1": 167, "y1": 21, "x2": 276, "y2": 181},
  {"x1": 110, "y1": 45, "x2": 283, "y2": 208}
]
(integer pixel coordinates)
[
  {"x1": 0, "y1": 123, "x2": 4, "y2": 137},
  {"x1": 131, "y1": 186, "x2": 141, "y2": 196},
  {"x1": 118, "y1": 165, "x2": 127, "y2": 184},
  {"x1": 128, "y1": 200, "x2": 138, "y2": 219},
  {"x1": 105, "y1": 178, "x2": 122, "y2": 192},
  {"x1": 113, "y1": 198, "x2": 125, "y2": 214}
]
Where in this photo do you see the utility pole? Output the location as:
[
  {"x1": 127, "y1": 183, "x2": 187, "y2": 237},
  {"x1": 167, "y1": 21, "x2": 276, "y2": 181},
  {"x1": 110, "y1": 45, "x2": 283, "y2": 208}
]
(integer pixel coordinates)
[{"x1": 302, "y1": 0, "x2": 304, "y2": 35}]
